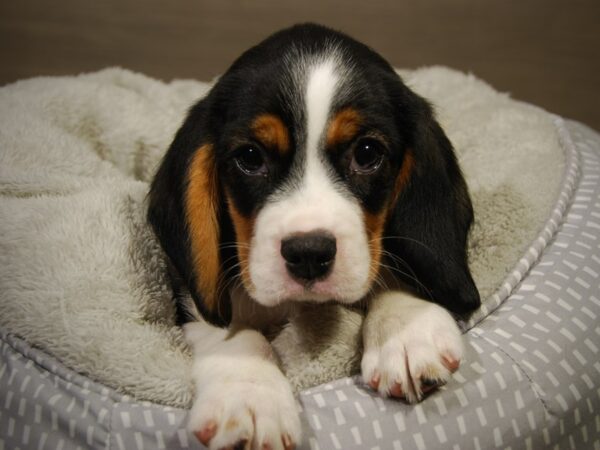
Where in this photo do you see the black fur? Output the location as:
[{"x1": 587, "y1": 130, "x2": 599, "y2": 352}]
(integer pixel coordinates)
[
  {"x1": 384, "y1": 97, "x2": 481, "y2": 314},
  {"x1": 148, "y1": 23, "x2": 480, "y2": 326}
]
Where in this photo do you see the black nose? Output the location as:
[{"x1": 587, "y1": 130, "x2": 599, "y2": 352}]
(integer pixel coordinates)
[{"x1": 280, "y1": 231, "x2": 337, "y2": 283}]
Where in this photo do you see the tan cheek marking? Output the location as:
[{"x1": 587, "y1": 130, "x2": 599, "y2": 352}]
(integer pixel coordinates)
[
  {"x1": 366, "y1": 150, "x2": 415, "y2": 282},
  {"x1": 185, "y1": 145, "x2": 221, "y2": 314},
  {"x1": 326, "y1": 107, "x2": 362, "y2": 148},
  {"x1": 392, "y1": 149, "x2": 415, "y2": 205},
  {"x1": 365, "y1": 210, "x2": 387, "y2": 283},
  {"x1": 225, "y1": 193, "x2": 256, "y2": 293},
  {"x1": 252, "y1": 114, "x2": 290, "y2": 155}
]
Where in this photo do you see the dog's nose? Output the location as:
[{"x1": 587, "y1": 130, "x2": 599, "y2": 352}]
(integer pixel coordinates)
[{"x1": 281, "y1": 231, "x2": 337, "y2": 283}]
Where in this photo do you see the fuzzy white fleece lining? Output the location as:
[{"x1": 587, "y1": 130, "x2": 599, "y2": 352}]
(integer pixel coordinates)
[{"x1": 0, "y1": 67, "x2": 564, "y2": 406}]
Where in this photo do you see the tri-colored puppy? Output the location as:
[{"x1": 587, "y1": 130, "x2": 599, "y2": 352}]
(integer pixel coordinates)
[{"x1": 148, "y1": 23, "x2": 480, "y2": 450}]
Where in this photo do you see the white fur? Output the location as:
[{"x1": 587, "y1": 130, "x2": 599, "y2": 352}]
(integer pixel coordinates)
[
  {"x1": 248, "y1": 57, "x2": 372, "y2": 306},
  {"x1": 185, "y1": 321, "x2": 301, "y2": 450},
  {"x1": 305, "y1": 59, "x2": 338, "y2": 154},
  {"x1": 361, "y1": 291, "x2": 464, "y2": 403}
]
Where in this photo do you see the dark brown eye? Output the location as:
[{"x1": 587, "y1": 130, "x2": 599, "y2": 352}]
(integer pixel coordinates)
[
  {"x1": 235, "y1": 145, "x2": 268, "y2": 176},
  {"x1": 350, "y1": 139, "x2": 385, "y2": 174}
]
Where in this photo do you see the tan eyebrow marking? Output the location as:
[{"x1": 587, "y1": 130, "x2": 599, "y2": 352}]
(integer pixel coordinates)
[
  {"x1": 326, "y1": 107, "x2": 363, "y2": 148},
  {"x1": 251, "y1": 114, "x2": 290, "y2": 155}
]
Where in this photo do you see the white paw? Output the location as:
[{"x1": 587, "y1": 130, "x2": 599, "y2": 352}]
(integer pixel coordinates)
[
  {"x1": 361, "y1": 293, "x2": 463, "y2": 403},
  {"x1": 185, "y1": 323, "x2": 301, "y2": 450}
]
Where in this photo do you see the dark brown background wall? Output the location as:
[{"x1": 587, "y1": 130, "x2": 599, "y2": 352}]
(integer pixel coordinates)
[{"x1": 1, "y1": 0, "x2": 599, "y2": 129}]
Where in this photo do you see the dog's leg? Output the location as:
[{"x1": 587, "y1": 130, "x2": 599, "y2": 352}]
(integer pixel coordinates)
[
  {"x1": 184, "y1": 321, "x2": 300, "y2": 450},
  {"x1": 361, "y1": 291, "x2": 463, "y2": 403}
]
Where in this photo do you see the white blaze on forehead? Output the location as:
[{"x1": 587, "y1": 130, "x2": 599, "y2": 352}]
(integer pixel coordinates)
[
  {"x1": 305, "y1": 59, "x2": 339, "y2": 156},
  {"x1": 288, "y1": 57, "x2": 342, "y2": 232}
]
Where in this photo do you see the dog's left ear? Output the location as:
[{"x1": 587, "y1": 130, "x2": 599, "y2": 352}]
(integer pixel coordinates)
[
  {"x1": 384, "y1": 91, "x2": 481, "y2": 315},
  {"x1": 148, "y1": 98, "x2": 233, "y2": 326}
]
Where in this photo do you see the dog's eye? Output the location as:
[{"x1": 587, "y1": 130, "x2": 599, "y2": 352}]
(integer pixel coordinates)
[
  {"x1": 350, "y1": 139, "x2": 385, "y2": 174},
  {"x1": 234, "y1": 145, "x2": 268, "y2": 176}
]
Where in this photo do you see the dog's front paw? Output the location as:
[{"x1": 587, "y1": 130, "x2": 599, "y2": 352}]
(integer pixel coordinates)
[
  {"x1": 361, "y1": 293, "x2": 463, "y2": 403},
  {"x1": 185, "y1": 325, "x2": 301, "y2": 450}
]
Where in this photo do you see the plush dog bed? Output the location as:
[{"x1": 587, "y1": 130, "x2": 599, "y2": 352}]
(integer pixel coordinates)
[{"x1": 1, "y1": 67, "x2": 599, "y2": 449}]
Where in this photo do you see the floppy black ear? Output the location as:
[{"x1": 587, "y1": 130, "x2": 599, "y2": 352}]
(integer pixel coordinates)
[
  {"x1": 384, "y1": 94, "x2": 481, "y2": 315},
  {"x1": 147, "y1": 98, "x2": 233, "y2": 326}
]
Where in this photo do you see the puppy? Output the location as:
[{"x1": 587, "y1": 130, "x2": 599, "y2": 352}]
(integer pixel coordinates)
[{"x1": 148, "y1": 23, "x2": 480, "y2": 450}]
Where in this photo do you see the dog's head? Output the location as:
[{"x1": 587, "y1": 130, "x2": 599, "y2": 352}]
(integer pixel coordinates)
[{"x1": 148, "y1": 24, "x2": 480, "y2": 326}]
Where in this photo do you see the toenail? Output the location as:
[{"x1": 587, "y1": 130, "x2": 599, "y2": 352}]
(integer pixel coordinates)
[
  {"x1": 282, "y1": 433, "x2": 295, "y2": 450},
  {"x1": 195, "y1": 420, "x2": 217, "y2": 445},
  {"x1": 369, "y1": 372, "x2": 381, "y2": 389},
  {"x1": 390, "y1": 382, "x2": 404, "y2": 397},
  {"x1": 443, "y1": 355, "x2": 460, "y2": 371}
]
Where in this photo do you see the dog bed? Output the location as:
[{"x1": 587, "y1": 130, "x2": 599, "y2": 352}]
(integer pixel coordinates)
[{"x1": 1, "y1": 67, "x2": 599, "y2": 449}]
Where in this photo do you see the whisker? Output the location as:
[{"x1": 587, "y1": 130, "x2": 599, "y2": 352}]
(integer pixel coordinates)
[
  {"x1": 218, "y1": 242, "x2": 251, "y2": 251},
  {"x1": 371, "y1": 273, "x2": 389, "y2": 292},
  {"x1": 215, "y1": 259, "x2": 244, "y2": 301},
  {"x1": 216, "y1": 271, "x2": 245, "y2": 320},
  {"x1": 377, "y1": 262, "x2": 434, "y2": 302},
  {"x1": 371, "y1": 235, "x2": 435, "y2": 255},
  {"x1": 378, "y1": 249, "x2": 420, "y2": 279}
]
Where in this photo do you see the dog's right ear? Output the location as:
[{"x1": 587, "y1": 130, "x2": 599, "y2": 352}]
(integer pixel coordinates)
[
  {"x1": 383, "y1": 86, "x2": 481, "y2": 316},
  {"x1": 148, "y1": 98, "x2": 232, "y2": 326}
]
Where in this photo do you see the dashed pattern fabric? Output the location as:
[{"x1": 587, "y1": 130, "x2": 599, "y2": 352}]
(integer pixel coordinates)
[
  {"x1": 1, "y1": 119, "x2": 600, "y2": 449},
  {"x1": 460, "y1": 116, "x2": 581, "y2": 331}
]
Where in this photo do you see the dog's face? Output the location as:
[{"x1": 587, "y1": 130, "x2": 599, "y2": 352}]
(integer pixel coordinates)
[
  {"x1": 225, "y1": 55, "x2": 404, "y2": 307},
  {"x1": 149, "y1": 24, "x2": 481, "y2": 325}
]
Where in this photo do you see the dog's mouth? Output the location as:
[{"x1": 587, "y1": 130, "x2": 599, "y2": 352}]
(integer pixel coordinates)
[
  {"x1": 289, "y1": 279, "x2": 338, "y2": 301},
  {"x1": 244, "y1": 260, "x2": 371, "y2": 306}
]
